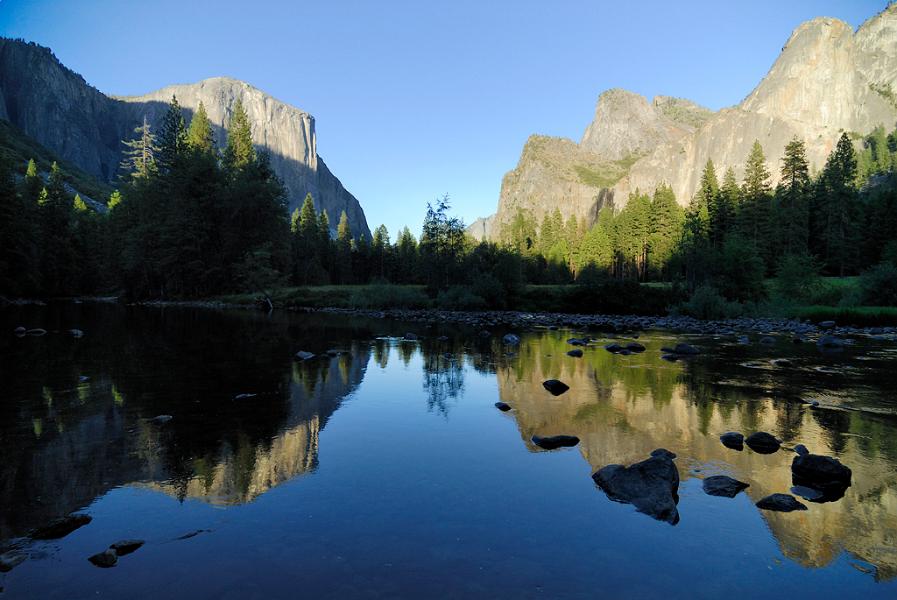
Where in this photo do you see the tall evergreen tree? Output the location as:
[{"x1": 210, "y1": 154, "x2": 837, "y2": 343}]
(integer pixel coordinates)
[
  {"x1": 38, "y1": 163, "x2": 76, "y2": 295},
  {"x1": 186, "y1": 101, "x2": 216, "y2": 155},
  {"x1": 739, "y1": 140, "x2": 773, "y2": 266},
  {"x1": 815, "y1": 132, "x2": 860, "y2": 275},
  {"x1": 157, "y1": 95, "x2": 188, "y2": 172},
  {"x1": 775, "y1": 137, "x2": 811, "y2": 256},
  {"x1": 648, "y1": 183, "x2": 683, "y2": 279},
  {"x1": 120, "y1": 116, "x2": 158, "y2": 180},
  {"x1": 224, "y1": 99, "x2": 255, "y2": 170}
]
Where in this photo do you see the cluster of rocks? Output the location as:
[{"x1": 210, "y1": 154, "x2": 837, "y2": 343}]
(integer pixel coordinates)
[
  {"x1": 12, "y1": 326, "x2": 86, "y2": 338},
  {"x1": 718, "y1": 430, "x2": 853, "y2": 510},
  {"x1": 312, "y1": 307, "x2": 895, "y2": 339},
  {"x1": 88, "y1": 540, "x2": 144, "y2": 569}
]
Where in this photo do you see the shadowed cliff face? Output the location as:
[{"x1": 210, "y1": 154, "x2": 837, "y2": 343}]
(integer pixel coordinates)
[
  {"x1": 489, "y1": 332, "x2": 897, "y2": 580},
  {"x1": 0, "y1": 39, "x2": 370, "y2": 238}
]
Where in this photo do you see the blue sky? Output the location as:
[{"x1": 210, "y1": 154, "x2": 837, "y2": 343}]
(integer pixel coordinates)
[{"x1": 0, "y1": 0, "x2": 887, "y2": 237}]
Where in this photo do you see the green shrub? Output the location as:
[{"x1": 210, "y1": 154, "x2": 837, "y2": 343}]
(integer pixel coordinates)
[
  {"x1": 774, "y1": 253, "x2": 822, "y2": 303},
  {"x1": 675, "y1": 285, "x2": 745, "y2": 320},
  {"x1": 436, "y1": 285, "x2": 487, "y2": 310},
  {"x1": 858, "y1": 262, "x2": 897, "y2": 306},
  {"x1": 348, "y1": 284, "x2": 431, "y2": 310}
]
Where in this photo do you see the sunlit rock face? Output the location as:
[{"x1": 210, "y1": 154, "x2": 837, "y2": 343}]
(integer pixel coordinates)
[
  {"x1": 622, "y1": 7, "x2": 897, "y2": 206},
  {"x1": 0, "y1": 39, "x2": 370, "y2": 238},
  {"x1": 491, "y1": 335, "x2": 897, "y2": 580},
  {"x1": 474, "y1": 5, "x2": 897, "y2": 237}
]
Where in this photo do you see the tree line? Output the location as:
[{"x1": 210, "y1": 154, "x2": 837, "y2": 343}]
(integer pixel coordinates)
[{"x1": 1, "y1": 91, "x2": 896, "y2": 312}]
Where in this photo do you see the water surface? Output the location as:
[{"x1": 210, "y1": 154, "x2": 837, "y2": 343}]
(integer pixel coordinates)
[{"x1": 1, "y1": 304, "x2": 896, "y2": 598}]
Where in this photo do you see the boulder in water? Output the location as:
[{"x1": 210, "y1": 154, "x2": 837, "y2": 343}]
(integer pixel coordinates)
[
  {"x1": 30, "y1": 514, "x2": 92, "y2": 540},
  {"x1": 88, "y1": 549, "x2": 118, "y2": 568},
  {"x1": 542, "y1": 379, "x2": 570, "y2": 396},
  {"x1": 532, "y1": 434, "x2": 580, "y2": 450},
  {"x1": 494, "y1": 402, "x2": 512, "y2": 412},
  {"x1": 151, "y1": 415, "x2": 173, "y2": 424},
  {"x1": 13, "y1": 326, "x2": 27, "y2": 336},
  {"x1": 720, "y1": 431, "x2": 744, "y2": 450},
  {"x1": 502, "y1": 333, "x2": 521, "y2": 346},
  {"x1": 626, "y1": 342, "x2": 646, "y2": 353},
  {"x1": 26, "y1": 328, "x2": 47, "y2": 336},
  {"x1": 792, "y1": 453, "x2": 852, "y2": 493},
  {"x1": 593, "y1": 449, "x2": 680, "y2": 524},
  {"x1": 0, "y1": 552, "x2": 25, "y2": 573},
  {"x1": 672, "y1": 343, "x2": 700, "y2": 355},
  {"x1": 567, "y1": 349, "x2": 583, "y2": 357},
  {"x1": 702, "y1": 475, "x2": 749, "y2": 498},
  {"x1": 295, "y1": 351, "x2": 316, "y2": 360},
  {"x1": 110, "y1": 539, "x2": 144, "y2": 556},
  {"x1": 745, "y1": 431, "x2": 780, "y2": 454},
  {"x1": 756, "y1": 493, "x2": 807, "y2": 512}
]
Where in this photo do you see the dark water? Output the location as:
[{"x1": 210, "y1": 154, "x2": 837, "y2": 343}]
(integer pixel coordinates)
[{"x1": 1, "y1": 304, "x2": 896, "y2": 599}]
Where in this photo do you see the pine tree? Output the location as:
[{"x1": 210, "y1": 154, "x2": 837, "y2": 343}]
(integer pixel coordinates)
[
  {"x1": 718, "y1": 167, "x2": 741, "y2": 237},
  {"x1": 120, "y1": 116, "x2": 158, "y2": 180},
  {"x1": 186, "y1": 101, "x2": 216, "y2": 155},
  {"x1": 739, "y1": 140, "x2": 772, "y2": 266},
  {"x1": 775, "y1": 137, "x2": 811, "y2": 256},
  {"x1": 23, "y1": 158, "x2": 42, "y2": 204},
  {"x1": 395, "y1": 226, "x2": 418, "y2": 283},
  {"x1": 38, "y1": 163, "x2": 76, "y2": 294},
  {"x1": 648, "y1": 183, "x2": 683, "y2": 279},
  {"x1": 224, "y1": 99, "x2": 255, "y2": 170},
  {"x1": 157, "y1": 95, "x2": 188, "y2": 171},
  {"x1": 335, "y1": 210, "x2": 353, "y2": 284},
  {"x1": 816, "y1": 132, "x2": 860, "y2": 275}
]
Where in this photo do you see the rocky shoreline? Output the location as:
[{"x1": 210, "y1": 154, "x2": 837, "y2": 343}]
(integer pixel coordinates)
[{"x1": 6, "y1": 295, "x2": 896, "y2": 339}]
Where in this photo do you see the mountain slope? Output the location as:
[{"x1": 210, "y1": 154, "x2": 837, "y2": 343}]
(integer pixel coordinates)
[
  {"x1": 0, "y1": 38, "x2": 370, "y2": 238},
  {"x1": 474, "y1": 4, "x2": 897, "y2": 240}
]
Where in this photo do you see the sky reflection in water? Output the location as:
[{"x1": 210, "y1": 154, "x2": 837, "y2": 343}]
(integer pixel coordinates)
[{"x1": 1, "y1": 304, "x2": 896, "y2": 599}]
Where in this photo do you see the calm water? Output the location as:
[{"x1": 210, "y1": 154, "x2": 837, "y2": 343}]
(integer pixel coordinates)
[{"x1": 1, "y1": 304, "x2": 896, "y2": 599}]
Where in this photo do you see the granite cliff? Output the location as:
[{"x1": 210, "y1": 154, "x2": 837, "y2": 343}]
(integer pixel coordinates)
[
  {"x1": 472, "y1": 4, "x2": 897, "y2": 241},
  {"x1": 0, "y1": 38, "x2": 370, "y2": 238}
]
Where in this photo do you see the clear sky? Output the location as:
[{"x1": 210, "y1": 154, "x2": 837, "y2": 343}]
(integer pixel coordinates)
[{"x1": 0, "y1": 0, "x2": 888, "y2": 237}]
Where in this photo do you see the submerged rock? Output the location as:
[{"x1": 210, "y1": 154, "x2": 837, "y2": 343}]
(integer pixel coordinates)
[
  {"x1": 593, "y1": 449, "x2": 680, "y2": 524},
  {"x1": 720, "y1": 431, "x2": 744, "y2": 450},
  {"x1": 626, "y1": 342, "x2": 646, "y2": 353},
  {"x1": 817, "y1": 335, "x2": 845, "y2": 349},
  {"x1": 151, "y1": 415, "x2": 173, "y2": 424},
  {"x1": 760, "y1": 336, "x2": 776, "y2": 345},
  {"x1": 604, "y1": 343, "x2": 624, "y2": 353},
  {"x1": 502, "y1": 333, "x2": 521, "y2": 346},
  {"x1": 403, "y1": 332, "x2": 419, "y2": 341},
  {"x1": 567, "y1": 337, "x2": 588, "y2": 346},
  {"x1": 531, "y1": 434, "x2": 580, "y2": 450},
  {"x1": 110, "y1": 539, "x2": 144, "y2": 556},
  {"x1": 567, "y1": 349, "x2": 583, "y2": 357},
  {"x1": 792, "y1": 453, "x2": 852, "y2": 490},
  {"x1": 494, "y1": 402, "x2": 512, "y2": 412},
  {"x1": 794, "y1": 444, "x2": 809, "y2": 456},
  {"x1": 542, "y1": 379, "x2": 570, "y2": 396},
  {"x1": 0, "y1": 552, "x2": 25, "y2": 573},
  {"x1": 702, "y1": 475, "x2": 750, "y2": 498},
  {"x1": 30, "y1": 514, "x2": 92, "y2": 540},
  {"x1": 88, "y1": 549, "x2": 118, "y2": 568},
  {"x1": 819, "y1": 320, "x2": 836, "y2": 329},
  {"x1": 233, "y1": 393, "x2": 257, "y2": 400},
  {"x1": 790, "y1": 485, "x2": 825, "y2": 502},
  {"x1": 69, "y1": 329, "x2": 84, "y2": 338},
  {"x1": 756, "y1": 493, "x2": 807, "y2": 512},
  {"x1": 26, "y1": 328, "x2": 47, "y2": 336},
  {"x1": 295, "y1": 351, "x2": 316, "y2": 360},
  {"x1": 672, "y1": 343, "x2": 700, "y2": 355},
  {"x1": 13, "y1": 326, "x2": 27, "y2": 336},
  {"x1": 745, "y1": 431, "x2": 781, "y2": 454}
]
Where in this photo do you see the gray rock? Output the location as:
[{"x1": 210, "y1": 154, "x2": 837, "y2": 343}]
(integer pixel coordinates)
[
  {"x1": 30, "y1": 514, "x2": 92, "y2": 540},
  {"x1": 702, "y1": 475, "x2": 750, "y2": 498},
  {"x1": 819, "y1": 320, "x2": 836, "y2": 329},
  {"x1": 69, "y1": 328, "x2": 84, "y2": 338},
  {"x1": 604, "y1": 343, "x2": 624, "y2": 353},
  {"x1": 593, "y1": 449, "x2": 680, "y2": 524},
  {"x1": 567, "y1": 337, "x2": 588, "y2": 346},
  {"x1": 672, "y1": 343, "x2": 700, "y2": 355},
  {"x1": 745, "y1": 431, "x2": 781, "y2": 454},
  {"x1": 151, "y1": 415, "x2": 173, "y2": 424},
  {"x1": 233, "y1": 393, "x2": 257, "y2": 400},
  {"x1": 295, "y1": 351, "x2": 316, "y2": 360},
  {"x1": 88, "y1": 549, "x2": 118, "y2": 568},
  {"x1": 531, "y1": 434, "x2": 580, "y2": 450},
  {"x1": 756, "y1": 493, "x2": 807, "y2": 512},
  {"x1": 542, "y1": 379, "x2": 570, "y2": 396},
  {"x1": 110, "y1": 539, "x2": 144, "y2": 556},
  {"x1": 720, "y1": 431, "x2": 745, "y2": 450},
  {"x1": 817, "y1": 335, "x2": 846, "y2": 349},
  {"x1": 502, "y1": 333, "x2": 521, "y2": 345}
]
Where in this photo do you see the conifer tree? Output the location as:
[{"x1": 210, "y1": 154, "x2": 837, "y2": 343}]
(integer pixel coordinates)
[
  {"x1": 335, "y1": 210, "x2": 353, "y2": 284},
  {"x1": 38, "y1": 163, "x2": 76, "y2": 294},
  {"x1": 739, "y1": 140, "x2": 773, "y2": 266},
  {"x1": 157, "y1": 95, "x2": 188, "y2": 171},
  {"x1": 648, "y1": 183, "x2": 683, "y2": 279},
  {"x1": 224, "y1": 99, "x2": 255, "y2": 170},
  {"x1": 186, "y1": 101, "x2": 216, "y2": 155},
  {"x1": 815, "y1": 132, "x2": 860, "y2": 275},
  {"x1": 120, "y1": 116, "x2": 158, "y2": 180},
  {"x1": 775, "y1": 137, "x2": 811, "y2": 256}
]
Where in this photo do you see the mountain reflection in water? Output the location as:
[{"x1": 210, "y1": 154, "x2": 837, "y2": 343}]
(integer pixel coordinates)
[{"x1": 1, "y1": 304, "x2": 896, "y2": 597}]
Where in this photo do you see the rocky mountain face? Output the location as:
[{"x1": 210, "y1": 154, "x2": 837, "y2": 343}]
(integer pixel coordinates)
[
  {"x1": 471, "y1": 90, "x2": 711, "y2": 240},
  {"x1": 0, "y1": 38, "x2": 370, "y2": 238},
  {"x1": 473, "y1": 4, "x2": 897, "y2": 241}
]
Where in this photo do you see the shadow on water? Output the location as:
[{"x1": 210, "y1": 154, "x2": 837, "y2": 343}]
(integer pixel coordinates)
[{"x1": 1, "y1": 304, "x2": 896, "y2": 595}]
